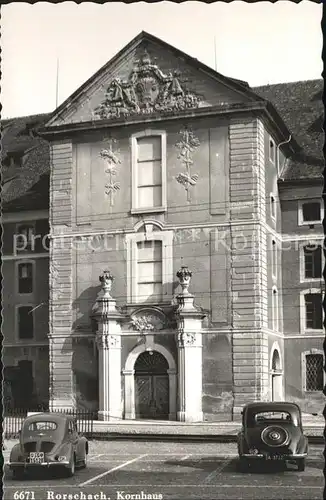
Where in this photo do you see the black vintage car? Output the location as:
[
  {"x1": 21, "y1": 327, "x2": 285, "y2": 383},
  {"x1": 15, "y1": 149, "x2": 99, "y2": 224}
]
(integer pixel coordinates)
[
  {"x1": 9, "y1": 412, "x2": 88, "y2": 479},
  {"x1": 237, "y1": 402, "x2": 308, "y2": 472}
]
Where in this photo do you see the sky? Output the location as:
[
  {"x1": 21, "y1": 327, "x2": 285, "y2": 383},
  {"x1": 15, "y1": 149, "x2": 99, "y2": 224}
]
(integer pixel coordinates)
[{"x1": 1, "y1": 1, "x2": 323, "y2": 119}]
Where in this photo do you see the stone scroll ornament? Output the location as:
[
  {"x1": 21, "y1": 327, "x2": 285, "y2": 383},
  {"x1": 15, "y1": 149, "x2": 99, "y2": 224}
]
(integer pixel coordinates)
[
  {"x1": 99, "y1": 138, "x2": 121, "y2": 206},
  {"x1": 175, "y1": 127, "x2": 200, "y2": 202},
  {"x1": 94, "y1": 49, "x2": 202, "y2": 120},
  {"x1": 177, "y1": 331, "x2": 196, "y2": 347}
]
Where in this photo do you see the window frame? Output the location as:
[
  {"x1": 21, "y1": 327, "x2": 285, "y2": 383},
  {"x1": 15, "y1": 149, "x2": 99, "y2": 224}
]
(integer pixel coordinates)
[
  {"x1": 272, "y1": 286, "x2": 279, "y2": 332},
  {"x1": 270, "y1": 193, "x2": 276, "y2": 222},
  {"x1": 299, "y1": 242, "x2": 323, "y2": 282},
  {"x1": 126, "y1": 221, "x2": 173, "y2": 304},
  {"x1": 298, "y1": 200, "x2": 324, "y2": 226},
  {"x1": 271, "y1": 238, "x2": 277, "y2": 280},
  {"x1": 136, "y1": 240, "x2": 163, "y2": 303},
  {"x1": 300, "y1": 288, "x2": 324, "y2": 334},
  {"x1": 269, "y1": 136, "x2": 276, "y2": 164},
  {"x1": 301, "y1": 349, "x2": 325, "y2": 392},
  {"x1": 130, "y1": 130, "x2": 167, "y2": 215},
  {"x1": 16, "y1": 260, "x2": 35, "y2": 296},
  {"x1": 15, "y1": 222, "x2": 36, "y2": 255},
  {"x1": 15, "y1": 304, "x2": 35, "y2": 342}
]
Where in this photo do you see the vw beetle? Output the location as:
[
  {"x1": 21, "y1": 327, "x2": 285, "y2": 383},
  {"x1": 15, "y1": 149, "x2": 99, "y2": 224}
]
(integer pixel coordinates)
[
  {"x1": 237, "y1": 402, "x2": 308, "y2": 472},
  {"x1": 9, "y1": 412, "x2": 88, "y2": 479}
]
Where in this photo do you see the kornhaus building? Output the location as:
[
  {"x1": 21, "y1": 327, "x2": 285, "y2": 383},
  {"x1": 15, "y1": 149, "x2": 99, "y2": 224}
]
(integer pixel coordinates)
[{"x1": 2, "y1": 32, "x2": 324, "y2": 421}]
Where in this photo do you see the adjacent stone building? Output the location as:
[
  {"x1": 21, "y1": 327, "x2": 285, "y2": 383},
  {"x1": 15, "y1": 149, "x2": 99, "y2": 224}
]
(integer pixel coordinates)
[{"x1": 3, "y1": 32, "x2": 324, "y2": 420}]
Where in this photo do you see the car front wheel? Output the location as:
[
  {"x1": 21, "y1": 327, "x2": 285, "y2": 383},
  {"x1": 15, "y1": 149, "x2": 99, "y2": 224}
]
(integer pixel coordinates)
[{"x1": 297, "y1": 458, "x2": 305, "y2": 472}]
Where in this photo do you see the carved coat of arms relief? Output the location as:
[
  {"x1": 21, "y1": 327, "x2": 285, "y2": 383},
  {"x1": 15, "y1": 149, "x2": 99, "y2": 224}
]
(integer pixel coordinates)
[{"x1": 94, "y1": 50, "x2": 203, "y2": 120}]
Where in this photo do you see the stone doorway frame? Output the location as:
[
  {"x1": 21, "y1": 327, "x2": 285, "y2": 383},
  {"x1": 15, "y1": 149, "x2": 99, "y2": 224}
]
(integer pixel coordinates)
[
  {"x1": 123, "y1": 342, "x2": 177, "y2": 421},
  {"x1": 270, "y1": 342, "x2": 284, "y2": 402}
]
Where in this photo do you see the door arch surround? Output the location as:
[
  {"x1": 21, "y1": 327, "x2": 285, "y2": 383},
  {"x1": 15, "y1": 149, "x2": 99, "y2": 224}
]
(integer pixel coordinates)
[
  {"x1": 123, "y1": 342, "x2": 177, "y2": 421},
  {"x1": 270, "y1": 342, "x2": 284, "y2": 402}
]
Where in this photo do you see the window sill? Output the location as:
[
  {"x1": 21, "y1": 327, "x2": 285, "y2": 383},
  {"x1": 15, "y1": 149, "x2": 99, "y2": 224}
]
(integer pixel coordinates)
[
  {"x1": 301, "y1": 329, "x2": 324, "y2": 334},
  {"x1": 300, "y1": 277, "x2": 323, "y2": 283},
  {"x1": 298, "y1": 221, "x2": 322, "y2": 227},
  {"x1": 131, "y1": 206, "x2": 166, "y2": 215}
]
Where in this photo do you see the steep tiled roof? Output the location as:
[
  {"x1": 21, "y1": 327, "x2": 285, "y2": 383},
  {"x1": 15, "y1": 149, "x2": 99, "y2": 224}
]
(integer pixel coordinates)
[
  {"x1": 253, "y1": 79, "x2": 324, "y2": 180},
  {"x1": 2, "y1": 113, "x2": 51, "y2": 211}
]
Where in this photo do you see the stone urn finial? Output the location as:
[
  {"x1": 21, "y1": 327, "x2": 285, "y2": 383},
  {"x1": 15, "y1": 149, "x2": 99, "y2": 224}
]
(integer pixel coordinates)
[
  {"x1": 176, "y1": 265, "x2": 192, "y2": 295},
  {"x1": 99, "y1": 270, "x2": 114, "y2": 298}
]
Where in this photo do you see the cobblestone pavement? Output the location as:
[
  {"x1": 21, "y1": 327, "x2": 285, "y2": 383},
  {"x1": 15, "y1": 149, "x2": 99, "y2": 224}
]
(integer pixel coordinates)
[{"x1": 3, "y1": 440, "x2": 324, "y2": 500}]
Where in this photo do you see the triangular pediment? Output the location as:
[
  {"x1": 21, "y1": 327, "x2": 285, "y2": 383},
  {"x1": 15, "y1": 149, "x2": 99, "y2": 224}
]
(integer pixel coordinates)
[{"x1": 45, "y1": 32, "x2": 262, "y2": 128}]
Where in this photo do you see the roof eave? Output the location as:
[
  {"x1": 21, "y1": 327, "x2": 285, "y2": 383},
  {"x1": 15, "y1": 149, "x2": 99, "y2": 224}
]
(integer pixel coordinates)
[
  {"x1": 278, "y1": 176, "x2": 323, "y2": 186},
  {"x1": 37, "y1": 101, "x2": 296, "y2": 148}
]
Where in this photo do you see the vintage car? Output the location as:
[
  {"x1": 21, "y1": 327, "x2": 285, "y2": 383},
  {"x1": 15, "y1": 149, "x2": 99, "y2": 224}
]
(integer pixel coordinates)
[
  {"x1": 9, "y1": 412, "x2": 88, "y2": 479},
  {"x1": 237, "y1": 402, "x2": 308, "y2": 472}
]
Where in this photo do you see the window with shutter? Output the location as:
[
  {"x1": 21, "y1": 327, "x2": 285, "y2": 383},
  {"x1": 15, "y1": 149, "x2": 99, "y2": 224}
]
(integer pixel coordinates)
[
  {"x1": 303, "y1": 245, "x2": 322, "y2": 279},
  {"x1": 305, "y1": 354, "x2": 324, "y2": 391},
  {"x1": 304, "y1": 293, "x2": 323, "y2": 329}
]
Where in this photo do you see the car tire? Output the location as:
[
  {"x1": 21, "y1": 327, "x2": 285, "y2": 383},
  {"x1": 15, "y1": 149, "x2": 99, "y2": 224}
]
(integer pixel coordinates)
[
  {"x1": 66, "y1": 454, "x2": 76, "y2": 477},
  {"x1": 297, "y1": 458, "x2": 305, "y2": 472},
  {"x1": 81, "y1": 448, "x2": 88, "y2": 469},
  {"x1": 12, "y1": 468, "x2": 24, "y2": 480}
]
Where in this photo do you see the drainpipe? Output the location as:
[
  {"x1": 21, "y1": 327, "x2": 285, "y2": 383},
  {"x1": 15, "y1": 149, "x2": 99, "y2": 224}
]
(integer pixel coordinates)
[{"x1": 277, "y1": 135, "x2": 292, "y2": 179}]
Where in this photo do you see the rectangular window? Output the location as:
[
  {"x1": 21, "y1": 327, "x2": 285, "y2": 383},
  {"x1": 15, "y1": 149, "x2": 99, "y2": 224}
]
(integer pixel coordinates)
[
  {"x1": 269, "y1": 137, "x2": 275, "y2": 163},
  {"x1": 16, "y1": 224, "x2": 35, "y2": 252},
  {"x1": 137, "y1": 136, "x2": 162, "y2": 209},
  {"x1": 271, "y1": 240, "x2": 277, "y2": 278},
  {"x1": 17, "y1": 306, "x2": 34, "y2": 339},
  {"x1": 304, "y1": 245, "x2": 322, "y2": 279},
  {"x1": 137, "y1": 240, "x2": 163, "y2": 303},
  {"x1": 270, "y1": 195, "x2": 276, "y2": 220},
  {"x1": 305, "y1": 293, "x2": 323, "y2": 329},
  {"x1": 272, "y1": 288, "x2": 278, "y2": 331},
  {"x1": 18, "y1": 262, "x2": 33, "y2": 294},
  {"x1": 302, "y1": 202, "x2": 321, "y2": 223},
  {"x1": 306, "y1": 354, "x2": 324, "y2": 391}
]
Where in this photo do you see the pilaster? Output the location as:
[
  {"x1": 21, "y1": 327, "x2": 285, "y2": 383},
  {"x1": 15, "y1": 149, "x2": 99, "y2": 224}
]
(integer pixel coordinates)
[
  {"x1": 92, "y1": 271, "x2": 124, "y2": 421},
  {"x1": 49, "y1": 140, "x2": 74, "y2": 409},
  {"x1": 49, "y1": 335, "x2": 75, "y2": 410},
  {"x1": 229, "y1": 118, "x2": 269, "y2": 416},
  {"x1": 49, "y1": 235, "x2": 74, "y2": 410},
  {"x1": 174, "y1": 266, "x2": 205, "y2": 422}
]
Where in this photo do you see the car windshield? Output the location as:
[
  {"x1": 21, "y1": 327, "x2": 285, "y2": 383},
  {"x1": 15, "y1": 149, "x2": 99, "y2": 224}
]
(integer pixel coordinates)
[{"x1": 27, "y1": 421, "x2": 58, "y2": 431}]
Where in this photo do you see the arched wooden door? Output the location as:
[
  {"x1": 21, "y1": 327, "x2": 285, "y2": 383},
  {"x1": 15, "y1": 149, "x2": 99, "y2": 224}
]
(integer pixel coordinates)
[{"x1": 134, "y1": 351, "x2": 169, "y2": 420}]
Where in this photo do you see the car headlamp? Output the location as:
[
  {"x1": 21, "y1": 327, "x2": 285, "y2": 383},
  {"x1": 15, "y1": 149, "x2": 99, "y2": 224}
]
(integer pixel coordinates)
[{"x1": 58, "y1": 455, "x2": 67, "y2": 461}]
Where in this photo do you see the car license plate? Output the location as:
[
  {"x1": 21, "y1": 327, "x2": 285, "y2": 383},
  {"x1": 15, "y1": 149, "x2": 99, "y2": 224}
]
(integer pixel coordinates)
[
  {"x1": 29, "y1": 452, "x2": 44, "y2": 464},
  {"x1": 267, "y1": 455, "x2": 284, "y2": 461}
]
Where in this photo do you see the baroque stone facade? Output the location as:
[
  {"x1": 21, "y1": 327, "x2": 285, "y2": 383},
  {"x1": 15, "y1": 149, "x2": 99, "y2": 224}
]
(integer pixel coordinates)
[{"x1": 2, "y1": 32, "x2": 324, "y2": 420}]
